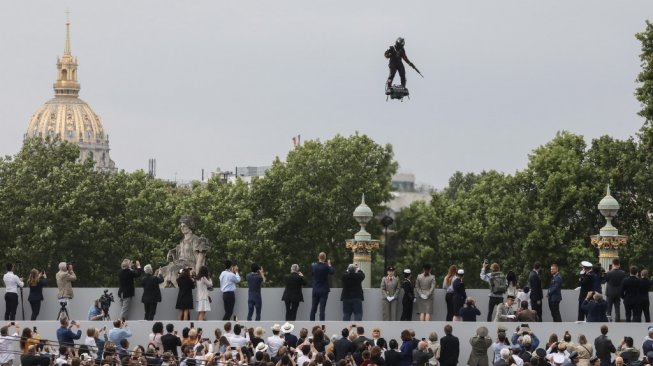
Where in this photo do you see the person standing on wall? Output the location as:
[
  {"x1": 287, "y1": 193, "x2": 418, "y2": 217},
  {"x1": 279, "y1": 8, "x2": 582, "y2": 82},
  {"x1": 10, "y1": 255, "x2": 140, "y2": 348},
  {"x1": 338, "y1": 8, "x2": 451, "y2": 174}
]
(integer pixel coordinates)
[
  {"x1": 547, "y1": 263, "x2": 563, "y2": 322},
  {"x1": 27, "y1": 269, "x2": 47, "y2": 321},
  {"x1": 117, "y1": 259, "x2": 142, "y2": 321},
  {"x1": 281, "y1": 264, "x2": 305, "y2": 321},
  {"x1": 480, "y1": 260, "x2": 507, "y2": 322},
  {"x1": 246, "y1": 263, "x2": 265, "y2": 321},
  {"x1": 528, "y1": 262, "x2": 543, "y2": 322},
  {"x1": 3, "y1": 263, "x2": 23, "y2": 321},
  {"x1": 219, "y1": 260, "x2": 240, "y2": 321},
  {"x1": 604, "y1": 258, "x2": 626, "y2": 322},
  {"x1": 309, "y1": 252, "x2": 334, "y2": 321}
]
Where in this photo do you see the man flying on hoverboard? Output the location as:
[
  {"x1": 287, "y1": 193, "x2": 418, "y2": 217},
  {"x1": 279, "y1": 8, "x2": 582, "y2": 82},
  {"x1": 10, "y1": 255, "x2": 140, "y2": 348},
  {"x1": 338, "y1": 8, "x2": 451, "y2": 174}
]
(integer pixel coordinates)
[{"x1": 384, "y1": 37, "x2": 423, "y2": 99}]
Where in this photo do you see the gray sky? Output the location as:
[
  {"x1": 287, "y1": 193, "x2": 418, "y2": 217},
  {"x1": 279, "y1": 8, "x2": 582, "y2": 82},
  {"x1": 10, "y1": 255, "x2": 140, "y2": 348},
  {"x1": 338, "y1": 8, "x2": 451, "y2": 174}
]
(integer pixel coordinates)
[{"x1": 1, "y1": 1, "x2": 651, "y2": 188}]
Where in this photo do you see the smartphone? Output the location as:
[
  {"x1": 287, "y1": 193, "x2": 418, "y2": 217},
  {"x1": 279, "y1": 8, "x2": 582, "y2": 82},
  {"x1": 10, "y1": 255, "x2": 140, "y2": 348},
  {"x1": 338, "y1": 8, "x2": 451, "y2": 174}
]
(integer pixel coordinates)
[
  {"x1": 321, "y1": 325, "x2": 325, "y2": 331},
  {"x1": 10, "y1": 322, "x2": 14, "y2": 326},
  {"x1": 231, "y1": 347, "x2": 236, "y2": 350},
  {"x1": 190, "y1": 322, "x2": 195, "y2": 329},
  {"x1": 198, "y1": 328, "x2": 203, "y2": 333},
  {"x1": 33, "y1": 327, "x2": 37, "y2": 333}
]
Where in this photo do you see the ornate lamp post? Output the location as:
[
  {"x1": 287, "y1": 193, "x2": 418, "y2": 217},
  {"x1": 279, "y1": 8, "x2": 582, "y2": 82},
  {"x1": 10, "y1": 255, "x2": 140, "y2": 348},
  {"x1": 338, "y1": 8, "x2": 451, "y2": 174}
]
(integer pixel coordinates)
[
  {"x1": 380, "y1": 214, "x2": 394, "y2": 273},
  {"x1": 590, "y1": 185, "x2": 628, "y2": 269},
  {"x1": 345, "y1": 194, "x2": 380, "y2": 288}
]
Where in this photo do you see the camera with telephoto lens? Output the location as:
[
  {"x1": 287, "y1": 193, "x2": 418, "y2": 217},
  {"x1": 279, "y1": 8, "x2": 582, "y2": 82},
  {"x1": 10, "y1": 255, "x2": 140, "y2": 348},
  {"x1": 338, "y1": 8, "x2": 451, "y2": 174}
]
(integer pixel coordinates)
[{"x1": 99, "y1": 289, "x2": 115, "y2": 315}]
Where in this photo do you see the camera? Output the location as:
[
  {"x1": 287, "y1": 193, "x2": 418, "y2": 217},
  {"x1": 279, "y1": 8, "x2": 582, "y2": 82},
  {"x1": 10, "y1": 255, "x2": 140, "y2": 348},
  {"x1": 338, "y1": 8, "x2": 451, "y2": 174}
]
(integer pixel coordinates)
[{"x1": 99, "y1": 289, "x2": 115, "y2": 315}]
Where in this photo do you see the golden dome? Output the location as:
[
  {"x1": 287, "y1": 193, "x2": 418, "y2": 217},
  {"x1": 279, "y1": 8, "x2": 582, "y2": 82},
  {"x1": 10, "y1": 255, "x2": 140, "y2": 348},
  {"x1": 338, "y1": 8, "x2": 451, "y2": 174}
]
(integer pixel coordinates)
[{"x1": 26, "y1": 19, "x2": 115, "y2": 171}]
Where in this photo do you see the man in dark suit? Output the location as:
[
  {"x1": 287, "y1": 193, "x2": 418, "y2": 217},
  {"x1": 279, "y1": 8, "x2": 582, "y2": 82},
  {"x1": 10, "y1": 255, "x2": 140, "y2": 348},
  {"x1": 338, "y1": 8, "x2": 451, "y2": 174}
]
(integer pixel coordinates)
[
  {"x1": 310, "y1": 252, "x2": 335, "y2": 321},
  {"x1": 547, "y1": 263, "x2": 563, "y2": 322},
  {"x1": 581, "y1": 292, "x2": 609, "y2": 322},
  {"x1": 640, "y1": 269, "x2": 651, "y2": 322},
  {"x1": 353, "y1": 326, "x2": 370, "y2": 349},
  {"x1": 528, "y1": 262, "x2": 543, "y2": 322},
  {"x1": 622, "y1": 265, "x2": 641, "y2": 322},
  {"x1": 594, "y1": 325, "x2": 616, "y2": 366},
  {"x1": 117, "y1": 259, "x2": 142, "y2": 320},
  {"x1": 334, "y1": 328, "x2": 355, "y2": 362},
  {"x1": 413, "y1": 341, "x2": 434, "y2": 366},
  {"x1": 161, "y1": 323, "x2": 182, "y2": 358},
  {"x1": 605, "y1": 258, "x2": 626, "y2": 322},
  {"x1": 341, "y1": 264, "x2": 365, "y2": 321},
  {"x1": 439, "y1": 324, "x2": 460, "y2": 366},
  {"x1": 282, "y1": 264, "x2": 306, "y2": 321}
]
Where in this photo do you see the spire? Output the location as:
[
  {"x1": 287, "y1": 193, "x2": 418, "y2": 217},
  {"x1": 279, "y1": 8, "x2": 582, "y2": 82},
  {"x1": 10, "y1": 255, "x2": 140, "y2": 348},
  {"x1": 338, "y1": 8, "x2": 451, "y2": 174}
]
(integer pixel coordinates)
[
  {"x1": 64, "y1": 10, "x2": 71, "y2": 56},
  {"x1": 53, "y1": 13, "x2": 80, "y2": 97}
]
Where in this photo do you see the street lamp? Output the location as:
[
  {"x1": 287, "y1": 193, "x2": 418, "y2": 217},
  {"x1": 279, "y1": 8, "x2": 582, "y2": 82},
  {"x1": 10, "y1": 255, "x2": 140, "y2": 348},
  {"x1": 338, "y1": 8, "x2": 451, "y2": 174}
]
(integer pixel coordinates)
[{"x1": 380, "y1": 214, "x2": 394, "y2": 272}]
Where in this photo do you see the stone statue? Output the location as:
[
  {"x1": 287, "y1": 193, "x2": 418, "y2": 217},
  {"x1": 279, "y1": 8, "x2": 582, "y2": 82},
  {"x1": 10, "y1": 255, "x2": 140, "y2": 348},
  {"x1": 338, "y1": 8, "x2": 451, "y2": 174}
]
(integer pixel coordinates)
[{"x1": 160, "y1": 216, "x2": 211, "y2": 288}]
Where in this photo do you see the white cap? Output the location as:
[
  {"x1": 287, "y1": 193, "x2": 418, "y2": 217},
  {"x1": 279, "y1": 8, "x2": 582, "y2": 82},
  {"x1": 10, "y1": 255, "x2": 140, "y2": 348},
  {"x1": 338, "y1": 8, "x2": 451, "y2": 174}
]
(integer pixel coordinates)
[
  {"x1": 457, "y1": 269, "x2": 465, "y2": 275},
  {"x1": 581, "y1": 261, "x2": 593, "y2": 268}
]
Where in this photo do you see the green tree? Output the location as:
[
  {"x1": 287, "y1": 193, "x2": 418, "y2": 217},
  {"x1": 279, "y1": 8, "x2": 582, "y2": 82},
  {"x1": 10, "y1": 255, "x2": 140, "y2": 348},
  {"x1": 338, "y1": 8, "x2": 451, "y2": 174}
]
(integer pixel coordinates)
[{"x1": 251, "y1": 133, "x2": 398, "y2": 284}]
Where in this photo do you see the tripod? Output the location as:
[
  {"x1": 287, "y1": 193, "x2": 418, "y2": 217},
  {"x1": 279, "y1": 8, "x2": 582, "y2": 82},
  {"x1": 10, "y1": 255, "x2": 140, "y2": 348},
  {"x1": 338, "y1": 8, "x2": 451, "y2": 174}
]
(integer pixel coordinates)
[
  {"x1": 101, "y1": 308, "x2": 111, "y2": 321},
  {"x1": 57, "y1": 301, "x2": 69, "y2": 321},
  {"x1": 14, "y1": 261, "x2": 25, "y2": 320}
]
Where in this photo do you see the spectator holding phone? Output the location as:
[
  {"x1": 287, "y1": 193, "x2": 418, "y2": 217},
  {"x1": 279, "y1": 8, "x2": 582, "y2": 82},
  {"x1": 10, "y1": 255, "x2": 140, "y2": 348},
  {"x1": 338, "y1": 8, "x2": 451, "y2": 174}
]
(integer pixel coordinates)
[
  {"x1": 0, "y1": 322, "x2": 20, "y2": 366},
  {"x1": 26, "y1": 269, "x2": 47, "y2": 321},
  {"x1": 56, "y1": 317, "x2": 81, "y2": 347}
]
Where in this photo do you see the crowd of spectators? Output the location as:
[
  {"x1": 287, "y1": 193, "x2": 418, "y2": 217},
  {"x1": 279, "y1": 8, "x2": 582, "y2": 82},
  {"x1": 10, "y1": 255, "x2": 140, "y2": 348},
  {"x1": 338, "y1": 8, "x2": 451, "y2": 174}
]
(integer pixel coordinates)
[{"x1": 0, "y1": 319, "x2": 651, "y2": 366}]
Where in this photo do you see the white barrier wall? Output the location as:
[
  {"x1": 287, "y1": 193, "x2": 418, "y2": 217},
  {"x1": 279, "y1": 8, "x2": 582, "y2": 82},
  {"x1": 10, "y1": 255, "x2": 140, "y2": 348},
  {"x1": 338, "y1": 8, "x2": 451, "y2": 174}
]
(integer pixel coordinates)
[{"x1": 4, "y1": 288, "x2": 648, "y2": 322}]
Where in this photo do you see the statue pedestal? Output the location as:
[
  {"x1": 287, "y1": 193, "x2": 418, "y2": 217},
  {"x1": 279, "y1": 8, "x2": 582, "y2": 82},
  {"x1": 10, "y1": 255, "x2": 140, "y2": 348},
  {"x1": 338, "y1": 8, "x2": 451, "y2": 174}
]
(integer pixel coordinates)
[
  {"x1": 345, "y1": 239, "x2": 379, "y2": 288},
  {"x1": 590, "y1": 235, "x2": 628, "y2": 270}
]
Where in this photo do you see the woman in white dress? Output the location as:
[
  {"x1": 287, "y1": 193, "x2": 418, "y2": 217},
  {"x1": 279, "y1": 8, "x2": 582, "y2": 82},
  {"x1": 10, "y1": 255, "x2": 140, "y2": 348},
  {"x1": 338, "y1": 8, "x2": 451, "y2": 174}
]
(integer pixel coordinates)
[{"x1": 196, "y1": 266, "x2": 213, "y2": 320}]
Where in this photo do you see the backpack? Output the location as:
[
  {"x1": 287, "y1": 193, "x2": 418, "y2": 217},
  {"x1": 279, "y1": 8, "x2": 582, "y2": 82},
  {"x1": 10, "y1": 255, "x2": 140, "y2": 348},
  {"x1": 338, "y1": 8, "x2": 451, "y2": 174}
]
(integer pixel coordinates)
[{"x1": 490, "y1": 272, "x2": 508, "y2": 294}]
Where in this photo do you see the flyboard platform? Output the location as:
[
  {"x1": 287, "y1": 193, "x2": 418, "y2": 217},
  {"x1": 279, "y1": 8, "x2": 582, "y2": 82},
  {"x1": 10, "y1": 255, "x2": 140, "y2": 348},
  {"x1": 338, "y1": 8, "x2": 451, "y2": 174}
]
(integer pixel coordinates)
[{"x1": 386, "y1": 85, "x2": 409, "y2": 101}]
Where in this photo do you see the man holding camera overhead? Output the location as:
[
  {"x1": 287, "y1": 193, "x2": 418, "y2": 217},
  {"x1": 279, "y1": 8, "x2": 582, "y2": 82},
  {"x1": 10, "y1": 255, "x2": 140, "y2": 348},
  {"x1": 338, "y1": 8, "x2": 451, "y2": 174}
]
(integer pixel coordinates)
[
  {"x1": 3, "y1": 263, "x2": 23, "y2": 321},
  {"x1": 480, "y1": 260, "x2": 507, "y2": 322},
  {"x1": 56, "y1": 262, "x2": 76, "y2": 308},
  {"x1": 118, "y1": 259, "x2": 142, "y2": 320}
]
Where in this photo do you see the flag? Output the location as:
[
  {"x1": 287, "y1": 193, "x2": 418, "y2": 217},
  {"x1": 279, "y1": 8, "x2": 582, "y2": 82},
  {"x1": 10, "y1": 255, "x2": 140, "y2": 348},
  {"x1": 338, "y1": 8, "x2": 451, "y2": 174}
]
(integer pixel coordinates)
[{"x1": 292, "y1": 134, "x2": 301, "y2": 146}]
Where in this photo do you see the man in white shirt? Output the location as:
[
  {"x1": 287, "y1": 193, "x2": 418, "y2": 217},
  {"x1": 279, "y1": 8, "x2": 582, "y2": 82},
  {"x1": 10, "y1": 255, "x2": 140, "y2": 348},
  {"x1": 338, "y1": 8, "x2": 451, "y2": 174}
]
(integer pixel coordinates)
[
  {"x1": 267, "y1": 324, "x2": 285, "y2": 356},
  {"x1": 0, "y1": 323, "x2": 20, "y2": 366},
  {"x1": 229, "y1": 324, "x2": 248, "y2": 348},
  {"x1": 3, "y1": 264, "x2": 23, "y2": 321},
  {"x1": 296, "y1": 344, "x2": 312, "y2": 365}
]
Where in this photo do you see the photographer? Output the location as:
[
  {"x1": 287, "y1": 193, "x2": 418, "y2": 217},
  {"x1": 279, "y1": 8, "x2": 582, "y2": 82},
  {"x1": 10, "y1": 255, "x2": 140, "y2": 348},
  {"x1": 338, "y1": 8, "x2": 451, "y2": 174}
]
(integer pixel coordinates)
[
  {"x1": 141, "y1": 264, "x2": 164, "y2": 321},
  {"x1": 581, "y1": 291, "x2": 608, "y2": 322},
  {"x1": 87, "y1": 299, "x2": 103, "y2": 321},
  {"x1": 3, "y1": 263, "x2": 24, "y2": 321},
  {"x1": 341, "y1": 263, "x2": 365, "y2": 321},
  {"x1": 118, "y1": 258, "x2": 143, "y2": 320},
  {"x1": 220, "y1": 260, "x2": 241, "y2": 321},
  {"x1": 56, "y1": 262, "x2": 77, "y2": 307},
  {"x1": 26, "y1": 269, "x2": 47, "y2": 321},
  {"x1": 480, "y1": 260, "x2": 507, "y2": 322},
  {"x1": 0, "y1": 322, "x2": 20, "y2": 366},
  {"x1": 460, "y1": 297, "x2": 481, "y2": 322},
  {"x1": 56, "y1": 317, "x2": 82, "y2": 347},
  {"x1": 246, "y1": 263, "x2": 265, "y2": 321}
]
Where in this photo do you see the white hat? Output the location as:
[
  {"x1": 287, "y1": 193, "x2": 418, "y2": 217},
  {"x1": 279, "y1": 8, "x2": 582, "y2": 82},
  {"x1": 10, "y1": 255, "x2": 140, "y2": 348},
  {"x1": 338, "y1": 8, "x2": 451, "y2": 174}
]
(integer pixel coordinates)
[
  {"x1": 81, "y1": 354, "x2": 92, "y2": 361},
  {"x1": 281, "y1": 322, "x2": 294, "y2": 333},
  {"x1": 271, "y1": 324, "x2": 281, "y2": 332},
  {"x1": 457, "y1": 269, "x2": 465, "y2": 275},
  {"x1": 255, "y1": 343, "x2": 268, "y2": 353},
  {"x1": 403, "y1": 269, "x2": 411, "y2": 274},
  {"x1": 581, "y1": 261, "x2": 593, "y2": 268},
  {"x1": 553, "y1": 354, "x2": 565, "y2": 365}
]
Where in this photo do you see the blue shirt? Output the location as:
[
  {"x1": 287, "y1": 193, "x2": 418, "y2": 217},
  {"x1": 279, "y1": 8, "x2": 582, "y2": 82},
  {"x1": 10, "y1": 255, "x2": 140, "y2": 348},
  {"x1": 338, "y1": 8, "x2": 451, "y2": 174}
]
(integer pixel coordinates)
[
  {"x1": 56, "y1": 326, "x2": 82, "y2": 346},
  {"x1": 220, "y1": 271, "x2": 241, "y2": 292},
  {"x1": 108, "y1": 327, "x2": 132, "y2": 346},
  {"x1": 87, "y1": 305, "x2": 102, "y2": 320}
]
